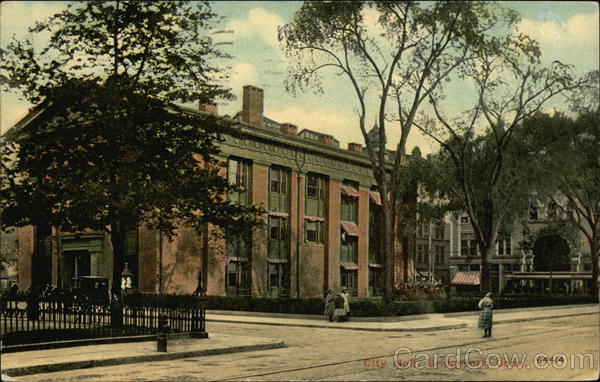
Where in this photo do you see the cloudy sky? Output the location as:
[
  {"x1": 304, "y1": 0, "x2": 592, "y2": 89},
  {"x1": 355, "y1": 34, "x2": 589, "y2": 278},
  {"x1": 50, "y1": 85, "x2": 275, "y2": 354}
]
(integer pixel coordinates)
[{"x1": 1, "y1": 1, "x2": 598, "y2": 153}]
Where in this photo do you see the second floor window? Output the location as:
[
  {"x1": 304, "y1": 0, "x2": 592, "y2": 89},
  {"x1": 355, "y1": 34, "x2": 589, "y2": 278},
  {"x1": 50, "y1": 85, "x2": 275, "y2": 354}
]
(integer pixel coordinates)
[
  {"x1": 340, "y1": 230, "x2": 358, "y2": 263},
  {"x1": 228, "y1": 158, "x2": 251, "y2": 205},
  {"x1": 497, "y1": 235, "x2": 512, "y2": 256},
  {"x1": 435, "y1": 246, "x2": 445, "y2": 264},
  {"x1": 269, "y1": 166, "x2": 290, "y2": 213},
  {"x1": 269, "y1": 215, "x2": 289, "y2": 259},
  {"x1": 417, "y1": 244, "x2": 429, "y2": 263},
  {"x1": 341, "y1": 182, "x2": 359, "y2": 222},
  {"x1": 306, "y1": 174, "x2": 325, "y2": 217},
  {"x1": 460, "y1": 239, "x2": 477, "y2": 257},
  {"x1": 305, "y1": 219, "x2": 324, "y2": 244}
]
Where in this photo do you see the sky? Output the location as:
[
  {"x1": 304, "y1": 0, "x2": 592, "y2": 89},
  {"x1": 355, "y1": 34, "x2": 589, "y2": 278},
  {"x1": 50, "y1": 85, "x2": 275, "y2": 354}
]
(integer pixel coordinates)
[{"x1": 1, "y1": 1, "x2": 598, "y2": 154}]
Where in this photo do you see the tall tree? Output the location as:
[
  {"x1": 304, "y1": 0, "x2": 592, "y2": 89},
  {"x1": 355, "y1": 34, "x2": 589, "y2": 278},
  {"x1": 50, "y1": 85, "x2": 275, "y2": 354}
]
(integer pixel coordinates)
[
  {"x1": 522, "y1": 108, "x2": 600, "y2": 296},
  {"x1": 279, "y1": 1, "x2": 522, "y2": 297},
  {"x1": 414, "y1": 42, "x2": 580, "y2": 292},
  {"x1": 0, "y1": 1, "x2": 263, "y2": 324}
]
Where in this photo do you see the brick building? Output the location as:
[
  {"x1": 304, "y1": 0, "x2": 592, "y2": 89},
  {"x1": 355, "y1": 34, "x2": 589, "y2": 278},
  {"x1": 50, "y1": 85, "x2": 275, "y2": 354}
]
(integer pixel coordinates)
[{"x1": 14, "y1": 85, "x2": 414, "y2": 299}]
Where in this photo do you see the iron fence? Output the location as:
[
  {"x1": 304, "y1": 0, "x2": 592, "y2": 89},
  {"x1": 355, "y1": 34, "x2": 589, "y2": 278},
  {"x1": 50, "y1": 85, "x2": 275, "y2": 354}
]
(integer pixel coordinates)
[{"x1": 1, "y1": 292, "x2": 205, "y2": 345}]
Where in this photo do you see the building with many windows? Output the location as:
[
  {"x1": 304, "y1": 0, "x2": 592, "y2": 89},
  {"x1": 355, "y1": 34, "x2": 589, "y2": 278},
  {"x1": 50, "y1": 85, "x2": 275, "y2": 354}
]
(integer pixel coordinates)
[
  {"x1": 449, "y1": 197, "x2": 595, "y2": 293},
  {"x1": 14, "y1": 85, "x2": 414, "y2": 299},
  {"x1": 414, "y1": 219, "x2": 451, "y2": 285}
]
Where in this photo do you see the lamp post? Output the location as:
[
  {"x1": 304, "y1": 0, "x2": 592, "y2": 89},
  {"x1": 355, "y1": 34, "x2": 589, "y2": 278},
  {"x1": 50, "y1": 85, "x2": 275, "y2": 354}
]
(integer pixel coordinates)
[{"x1": 121, "y1": 262, "x2": 133, "y2": 296}]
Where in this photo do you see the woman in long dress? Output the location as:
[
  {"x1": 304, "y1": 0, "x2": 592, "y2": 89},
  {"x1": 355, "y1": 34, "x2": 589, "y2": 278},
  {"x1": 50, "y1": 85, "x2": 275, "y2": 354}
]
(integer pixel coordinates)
[
  {"x1": 334, "y1": 291, "x2": 346, "y2": 322},
  {"x1": 324, "y1": 289, "x2": 336, "y2": 322},
  {"x1": 477, "y1": 292, "x2": 494, "y2": 338}
]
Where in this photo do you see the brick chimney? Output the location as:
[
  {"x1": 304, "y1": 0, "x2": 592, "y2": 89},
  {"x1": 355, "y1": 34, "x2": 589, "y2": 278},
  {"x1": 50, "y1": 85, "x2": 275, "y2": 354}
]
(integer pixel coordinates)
[
  {"x1": 242, "y1": 85, "x2": 264, "y2": 128},
  {"x1": 279, "y1": 123, "x2": 298, "y2": 135},
  {"x1": 347, "y1": 143, "x2": 362, "y2": 152},
  {"x1": 318, "y1": 134, "x2": 334, "y2": 145},
  {"x1": 199, "y1": 103, "x2": 218, "y2": 115}
]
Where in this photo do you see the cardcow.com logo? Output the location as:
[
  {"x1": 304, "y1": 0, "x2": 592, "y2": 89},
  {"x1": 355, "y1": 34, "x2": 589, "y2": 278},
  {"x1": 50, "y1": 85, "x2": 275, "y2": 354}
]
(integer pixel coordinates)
[{"x1": 360, "y1": 347, "x2": 598, "y2": 369}]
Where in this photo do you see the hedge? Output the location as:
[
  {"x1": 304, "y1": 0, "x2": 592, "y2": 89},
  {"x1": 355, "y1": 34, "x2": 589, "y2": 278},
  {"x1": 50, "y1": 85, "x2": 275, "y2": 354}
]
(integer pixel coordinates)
[{"x1": 124, "y1": 293, "x2": 597, "y2": 317}]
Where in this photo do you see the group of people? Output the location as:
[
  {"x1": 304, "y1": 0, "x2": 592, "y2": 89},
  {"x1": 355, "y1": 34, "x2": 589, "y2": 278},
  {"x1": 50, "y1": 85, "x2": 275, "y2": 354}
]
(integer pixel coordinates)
[
  {"x1": 323, "y1": 288, "x2": 350, "y2": 322},
  {"x1": 323, "y1": 287, "x2": 495, "y2": 337}
]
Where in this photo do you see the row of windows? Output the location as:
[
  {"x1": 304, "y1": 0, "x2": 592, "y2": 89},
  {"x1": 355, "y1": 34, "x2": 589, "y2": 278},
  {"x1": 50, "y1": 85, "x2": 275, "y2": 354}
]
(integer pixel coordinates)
[
  {"x1": 416, "y1": 244, "x2": 446, "y2": 264},
  {"x1": 416, "y1": 222, "x2": 445, "y2": 239},
  {"x1": 225, "y1": 260, "x2": 384, "y2": 297},
  {"x1": 459, "y1": 238, "x2": 511, "y2": 256}
]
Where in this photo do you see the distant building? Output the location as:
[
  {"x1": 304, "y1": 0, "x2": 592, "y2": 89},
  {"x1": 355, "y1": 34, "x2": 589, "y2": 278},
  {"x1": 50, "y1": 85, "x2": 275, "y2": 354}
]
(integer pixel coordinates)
[
  {"x1": 449, "y1": 197, "x2": 594, "y2": 293},
  {"x1": 414, "y1": 219, "x2": 450, "y2": 285}
]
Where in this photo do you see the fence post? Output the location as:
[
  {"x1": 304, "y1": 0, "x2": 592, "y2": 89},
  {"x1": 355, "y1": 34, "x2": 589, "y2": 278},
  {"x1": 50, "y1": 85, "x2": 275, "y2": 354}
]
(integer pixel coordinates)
[
  {"x1": 190, "y1": 307, "x2": 208, "y2": 338},
  {"x1": 157, "y1": 313, "x2": 169, "y2": 352}
]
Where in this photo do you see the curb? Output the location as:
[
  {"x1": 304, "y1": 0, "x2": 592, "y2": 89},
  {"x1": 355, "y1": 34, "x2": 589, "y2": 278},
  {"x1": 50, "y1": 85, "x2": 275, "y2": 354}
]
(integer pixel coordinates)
[
  {"x1": 1, "y1": 332, "x2": 201, "y2": 353},
  {"x1": 3, "y1": 341, "x2": 285, "y2": 377},
  {"x1": 494, "y1": 311, "x2": 599, "y2": 325},
  {"x1": 206, "y1": 318, "x2": 467, "y2": 332}
]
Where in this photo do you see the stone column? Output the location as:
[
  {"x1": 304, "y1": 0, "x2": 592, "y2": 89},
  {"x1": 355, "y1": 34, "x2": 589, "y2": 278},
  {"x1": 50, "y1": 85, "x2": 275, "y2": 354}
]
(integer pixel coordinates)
[
  {"x1": 325, "y1": 178, "x2": 341, "y2": 291},
  {"x1": 357, "y1": 187, "x2": 369, "y2": 298},
  {"x1": 251, "y1": 163, "x2": 269, "y2": 297}
]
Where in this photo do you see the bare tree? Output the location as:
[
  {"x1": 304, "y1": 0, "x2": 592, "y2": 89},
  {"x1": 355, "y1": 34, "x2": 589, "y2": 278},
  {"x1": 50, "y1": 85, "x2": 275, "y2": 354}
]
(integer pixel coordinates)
[
  {"x1": 279, "y1": 1, "x2": 523, "y2": 296},
  {"x1": 414, "y1": 41, "x2": 581, "y2": 292}
]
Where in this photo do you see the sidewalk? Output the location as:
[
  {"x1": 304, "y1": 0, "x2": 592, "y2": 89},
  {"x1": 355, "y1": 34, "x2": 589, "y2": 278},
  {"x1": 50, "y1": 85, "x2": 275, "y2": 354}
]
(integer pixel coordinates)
[
  {"x1": 206, "y1": 303, "x2": 599, "y2": 332},
  {"x1": 1, "y1": 333, "x2": 285, "y2": 378}
]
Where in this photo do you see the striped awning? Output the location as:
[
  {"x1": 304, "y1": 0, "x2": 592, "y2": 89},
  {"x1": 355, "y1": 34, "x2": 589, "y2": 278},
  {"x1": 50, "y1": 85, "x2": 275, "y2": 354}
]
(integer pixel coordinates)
[
  {"x1": 268, "y1": 211, "x2": 289, "y2": 218},
  {"x1": 369, "y1": 191, "x2": 382, "y2": 206},
  {"x1": 341, "y1": 185, "x2": 359, "y2": 198},
  {"x1": 450, "y1": 271, "x2": 480, "y2": 285},
  {"x1": 368, "y1": 263, "x2": 383, "y2": 268},
  {"x1": 341, "y1": 262, "x2": 359, "y2": 270},
  {"x1": 340, "y1": 221, "x2": 360, "y2": 237},
  {"x1": 225, "y1": 256, "x2": 249, "y2": 263},
  {"x1": 305, "y1": 215, "x2": 325, "y2": 222},
  {"x1": 267, "y1": 258, "x2": 288, "y2": 264}
]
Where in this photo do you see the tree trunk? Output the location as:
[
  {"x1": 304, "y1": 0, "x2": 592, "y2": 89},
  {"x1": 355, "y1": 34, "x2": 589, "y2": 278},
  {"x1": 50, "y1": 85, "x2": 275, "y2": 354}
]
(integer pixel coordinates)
[
  {"x1": 382, "y1": 200, "x2": 394, "y2": 300},
  {"x1": 55, "y1": 226, "x2": 63, "y2": 288},
  {"x1": 110, "y1": 219, "x2": 127, "y2": 328},
  {"x1": 480, "y1": 245, "x2": 493, "y2": 294},
  {"x1": 590, "y1": 238, "x2": 598, "y2": 297}
]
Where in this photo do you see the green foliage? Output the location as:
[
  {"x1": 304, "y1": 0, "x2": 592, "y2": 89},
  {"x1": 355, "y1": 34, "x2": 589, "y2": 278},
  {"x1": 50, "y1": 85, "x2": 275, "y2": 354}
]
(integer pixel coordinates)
[
  {"x1": 1, "y1": 2, "x2": 264, "y2": 239},
  {"x1": 124, "y1": 293, "x2": 598, "y2": 317},
  {"x1": 520, "y1": 108, "x2": 600, "y2": 294},
  {"x1": 1, "y1": 2, "x2": 264, "y2": 302}
]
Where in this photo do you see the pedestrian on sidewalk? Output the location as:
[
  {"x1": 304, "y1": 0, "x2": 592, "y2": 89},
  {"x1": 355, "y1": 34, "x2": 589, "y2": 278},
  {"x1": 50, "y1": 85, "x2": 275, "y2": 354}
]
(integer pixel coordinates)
[
  {"x1": 334, "y1": 291, "x2": 346, "y2": 322},
  {"x1": 324, "y1": 289, "x2": 336, "y2": 322},
  {"x1": 341, "y1": 287, "x2": 351, "y2": 321},
  {"x1": 477, "y1": 292, "x2": 494, "y2": 338}
]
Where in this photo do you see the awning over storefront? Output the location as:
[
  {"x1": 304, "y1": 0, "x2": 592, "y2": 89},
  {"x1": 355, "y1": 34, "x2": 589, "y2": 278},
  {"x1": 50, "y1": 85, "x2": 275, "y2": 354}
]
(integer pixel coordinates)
[
  {"x1": 340, "y1": 221, "x2": 360, "y2": 237},
  {"x1": 341, "y1": 262, "x2": 359, "y2": 270},
  {"x1": 369, "y1": 191, "x2": 382, "y2": 206},
  {"x1": 268, "y1": 211, "x2": 289, "y2": 218},
  {"x1": 450, "y1": 271, "x2": 480, "y2": 285},
  {"x1": 341, "y1": 185, "x2": 359, "y2": 198},
  {"x1": 305, "y1": 215, "x2": 325, "y2": 222}
]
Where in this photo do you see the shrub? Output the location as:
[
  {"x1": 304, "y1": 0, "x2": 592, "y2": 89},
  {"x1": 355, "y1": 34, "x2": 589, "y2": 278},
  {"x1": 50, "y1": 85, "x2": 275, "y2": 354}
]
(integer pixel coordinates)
[{"x1": 123, "y1": 292, "x2": 597, "y2": 317}]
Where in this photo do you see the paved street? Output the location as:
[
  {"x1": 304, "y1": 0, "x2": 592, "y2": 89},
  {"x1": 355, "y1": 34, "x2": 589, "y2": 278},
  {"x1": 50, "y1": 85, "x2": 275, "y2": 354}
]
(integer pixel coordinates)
[{"x1": 13, "y1": 312, "x2": 599, "y2": 381}]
